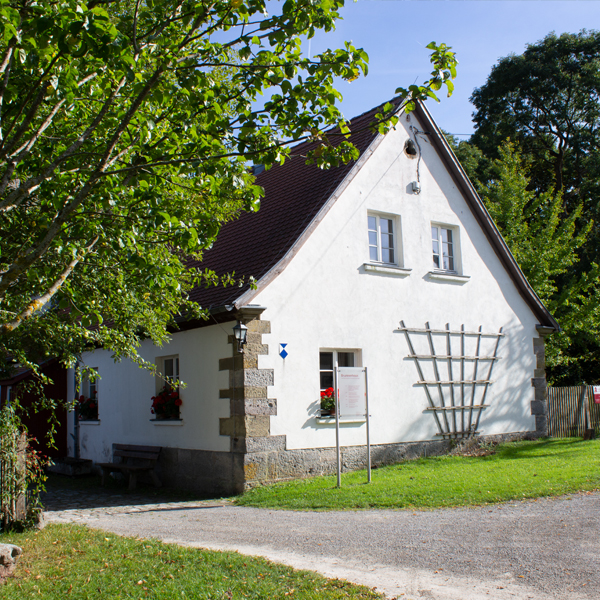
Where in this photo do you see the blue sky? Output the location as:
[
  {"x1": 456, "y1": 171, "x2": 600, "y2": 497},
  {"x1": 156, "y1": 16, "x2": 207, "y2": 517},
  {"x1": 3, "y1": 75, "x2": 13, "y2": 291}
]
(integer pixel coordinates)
[{"x1": 305, "y1": 1, "x2": 600, "y2": 137}]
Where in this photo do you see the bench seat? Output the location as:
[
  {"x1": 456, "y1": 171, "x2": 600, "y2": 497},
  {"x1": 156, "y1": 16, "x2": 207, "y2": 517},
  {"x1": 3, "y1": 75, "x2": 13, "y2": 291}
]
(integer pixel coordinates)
[{"x1": 98, "y1": 444, "x2": 162, "y2": 491}]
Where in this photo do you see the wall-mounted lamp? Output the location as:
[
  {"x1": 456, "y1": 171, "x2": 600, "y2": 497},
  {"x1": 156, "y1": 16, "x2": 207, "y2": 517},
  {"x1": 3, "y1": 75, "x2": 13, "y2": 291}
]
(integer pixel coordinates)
[{"x1": 232, "y1": 320, "x2": 248, "y2": 353}]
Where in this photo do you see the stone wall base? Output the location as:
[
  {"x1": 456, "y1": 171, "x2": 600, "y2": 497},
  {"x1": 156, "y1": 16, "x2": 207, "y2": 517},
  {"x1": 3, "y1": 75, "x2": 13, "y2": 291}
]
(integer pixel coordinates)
[
  {"x1": 149, "y1": 430, "x2": 539, "y2": 496},
  {"x1": 156, "y1": 447, "x2": 245, "y2": 497}
]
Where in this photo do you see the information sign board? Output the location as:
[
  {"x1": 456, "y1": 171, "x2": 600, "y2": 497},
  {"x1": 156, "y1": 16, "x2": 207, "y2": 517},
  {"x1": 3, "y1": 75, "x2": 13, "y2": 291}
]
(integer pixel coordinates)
[
  {"x1": 337, "y1": 367, "x2": 367, "y2": 419},
  {"x1": 593, "y1": 386, "x2": 600, "y2": 404}
]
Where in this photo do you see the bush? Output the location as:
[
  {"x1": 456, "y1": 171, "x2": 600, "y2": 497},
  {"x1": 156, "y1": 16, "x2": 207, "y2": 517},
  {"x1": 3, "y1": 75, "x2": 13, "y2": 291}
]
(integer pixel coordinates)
[{"x1": 0, "y1": 406, "x2": 46, "y2": 531}]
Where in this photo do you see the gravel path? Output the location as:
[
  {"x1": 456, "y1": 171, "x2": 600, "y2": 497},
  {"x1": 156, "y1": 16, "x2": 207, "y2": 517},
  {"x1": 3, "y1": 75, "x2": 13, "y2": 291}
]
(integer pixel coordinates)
[{"x1": 43, "y1": 489, "x2": 600, "y2": 600}]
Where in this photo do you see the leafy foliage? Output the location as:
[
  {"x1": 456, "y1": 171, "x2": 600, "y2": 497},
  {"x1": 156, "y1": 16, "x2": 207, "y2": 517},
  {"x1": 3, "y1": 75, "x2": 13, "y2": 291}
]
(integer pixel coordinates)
[
  {"x1": 481, "y1": 141, "x2": 587, "y2": 301},
  {"x1": 0, "y1": 405, "x2": 46, "y2": 530},
  {"x1": 0, "y1": 0, "x2": 457, "y2": 382},
  {"x1": 476, "y1": 142, "x2": 600, "y2": 382},
  {"x1": 453, "y1": 30, "x2": 600, "y2": 383},
  {"x1": 470, "y1": 30, "x2": 600, "y2": 221}
]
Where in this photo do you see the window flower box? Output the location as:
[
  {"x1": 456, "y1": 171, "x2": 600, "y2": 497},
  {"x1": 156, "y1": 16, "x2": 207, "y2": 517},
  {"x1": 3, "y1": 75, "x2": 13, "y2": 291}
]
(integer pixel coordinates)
[
  {"x1": 151, "y1": 386, "x2": 182, "y2": 420},
  {"x1": 76, "y1": 394, "x2": 98, "y2": 421},
  {"x1": 320, "y1": 387, "x2": 336, "y2": 417}
]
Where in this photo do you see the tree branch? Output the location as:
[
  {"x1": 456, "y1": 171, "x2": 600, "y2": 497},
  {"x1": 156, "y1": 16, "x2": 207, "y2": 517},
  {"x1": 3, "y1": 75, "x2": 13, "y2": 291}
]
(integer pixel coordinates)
[
  {"x1": 0, "y1": 75, "x2": 127, "y2": 213},
  {"x1": 132, "y1": 0, "x2": 142, "y2": 54},
  {"x1": 0, "y1": 52, "x2": 62, "y2": 153},
  {"x1": 0, "y1": 41, "x2": 15, "y2": 129},
  {"x1": 0, "y1": 235, "x2": 99, "y2": 334},
  {"x1": 1, "y1": 81, "x2": 50, "y2": 159},
  {"x1": 7, "y1": 72, "x2": 98, "y2": 166},
  {"x1": 0, "y1": 65, "x2": 167, "y2": 294}
]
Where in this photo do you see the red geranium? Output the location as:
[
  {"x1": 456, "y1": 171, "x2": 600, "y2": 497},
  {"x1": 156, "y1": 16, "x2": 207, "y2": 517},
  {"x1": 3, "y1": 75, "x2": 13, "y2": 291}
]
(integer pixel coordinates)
[
  {"x1": 320, "y1": 387, "x2": 336, "y2": 413},
  {"x1": 151, "y1": 386, "x2": 182, "y2": 419},
  {"x1": 77, "y1": 394, "x2": 98, "y2": 420}
]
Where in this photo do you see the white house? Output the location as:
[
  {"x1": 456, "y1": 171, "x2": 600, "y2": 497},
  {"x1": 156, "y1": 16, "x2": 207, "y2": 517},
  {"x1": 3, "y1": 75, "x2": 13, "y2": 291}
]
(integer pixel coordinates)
[{"x1": 67, "y1": 100, "x2": 559, "y2": 495}]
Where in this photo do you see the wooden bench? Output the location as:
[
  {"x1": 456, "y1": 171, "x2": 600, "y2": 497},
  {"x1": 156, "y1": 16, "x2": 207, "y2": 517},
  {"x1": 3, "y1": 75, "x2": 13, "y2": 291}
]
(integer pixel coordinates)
[{"x1": 98, "y1": 444, "x2": 162, "y2": 491}]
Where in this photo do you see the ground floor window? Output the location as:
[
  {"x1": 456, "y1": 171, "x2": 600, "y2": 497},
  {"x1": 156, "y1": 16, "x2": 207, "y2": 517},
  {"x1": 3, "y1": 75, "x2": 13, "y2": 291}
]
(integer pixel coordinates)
[
  {"x1": 319, "y1": 351, "x2": 356, "y2": 390},
  {"x1": 319, "y1": 350, "x2": 359, "y2": 416},
  {"x1": 153, "y1": 355, "x2": 182, "y2": 420},
  {"x1": 77, "y1": 368, "x2": 99, "y2": 421}
]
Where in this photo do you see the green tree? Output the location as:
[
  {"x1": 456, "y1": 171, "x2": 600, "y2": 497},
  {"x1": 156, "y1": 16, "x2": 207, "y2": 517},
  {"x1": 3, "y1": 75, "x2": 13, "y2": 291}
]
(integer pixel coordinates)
[
  {"x1": 479, "y1": 141, "x2": 600, "y2": 384},
  {"x1": 0, "y1": 0, "x2": 458, "y2": 381},
  {"x1": 464, "y1": 30, "x2": 600, "y2": 384},
  {"x1": 470, "y1": 30, "x2": 600, "y2": 264}
]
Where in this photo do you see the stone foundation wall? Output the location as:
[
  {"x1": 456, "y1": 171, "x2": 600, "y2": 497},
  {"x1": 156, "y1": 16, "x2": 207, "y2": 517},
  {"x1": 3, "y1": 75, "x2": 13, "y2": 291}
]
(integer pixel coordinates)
[
  {"x1": 151, "y1": 430, "x2": 538, "y2": 496},
  {"x1": 157, "y1": 447, "x2": 244, "y2": 497},
  {"x1": 242, "y1": 438, "x2": 453, "y2": 488}
]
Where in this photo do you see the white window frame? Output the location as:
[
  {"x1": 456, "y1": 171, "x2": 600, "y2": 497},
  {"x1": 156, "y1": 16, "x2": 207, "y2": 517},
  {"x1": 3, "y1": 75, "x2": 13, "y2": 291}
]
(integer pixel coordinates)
[
  {"x1": 78, "y1": 367, "x2": 99, "y2": 421},
  {"x1": 319, "y1": 349, "x2": 361, "y2": 393},
  {"x1": 87, "y1": 368, "x2": 99, "y2": 401},
  {"x1": 368, "y1": 213, "x2": 402, "y2": 267},
  {"x1": 156, "y1": 354, "x2": 180, "y2": 393},
  {"x1": 431, "y1": 223, "x2": 461, "y2": 274},
  {"x1": 2, "y1": 385, "x2": 12, "y2": 407}
]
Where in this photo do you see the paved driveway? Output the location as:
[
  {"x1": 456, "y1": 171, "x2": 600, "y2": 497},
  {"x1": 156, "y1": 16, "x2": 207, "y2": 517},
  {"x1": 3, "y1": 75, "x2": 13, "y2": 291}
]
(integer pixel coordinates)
[{"x1": 43, "y1": 488, "x2": 600, "y2": 600}]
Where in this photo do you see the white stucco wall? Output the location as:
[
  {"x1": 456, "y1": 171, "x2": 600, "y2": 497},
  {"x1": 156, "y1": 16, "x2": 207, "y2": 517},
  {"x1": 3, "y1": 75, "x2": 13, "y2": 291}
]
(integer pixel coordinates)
[
  {"x1": 253, "y1": 112, "x2": 541, "y2": 450},
  {"x1": 74, "y1": 324, "x2": 232, "y2": 463}
]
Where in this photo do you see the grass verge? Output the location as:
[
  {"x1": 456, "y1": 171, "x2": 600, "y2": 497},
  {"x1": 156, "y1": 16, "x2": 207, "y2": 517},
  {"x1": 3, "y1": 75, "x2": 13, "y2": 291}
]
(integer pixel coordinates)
[
  {"x1": 0, "y1": 524, "x2": 384, "y2": 599},
  {"x1": 236, "y1": 438, "x2": 600, "y2": 511}
]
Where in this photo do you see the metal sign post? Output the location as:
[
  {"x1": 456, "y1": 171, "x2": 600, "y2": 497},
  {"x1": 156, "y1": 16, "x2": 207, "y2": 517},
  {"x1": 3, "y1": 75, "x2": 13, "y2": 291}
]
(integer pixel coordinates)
[
  {"x1": 365, "y1": 366, "x2": 371, "y2": 483},
  {"x1": 335, "y1": 366, "x2": 371, "y2": 485},
  {"x1": 334, "y1": 359, "x2": 341, "y2": 488}
]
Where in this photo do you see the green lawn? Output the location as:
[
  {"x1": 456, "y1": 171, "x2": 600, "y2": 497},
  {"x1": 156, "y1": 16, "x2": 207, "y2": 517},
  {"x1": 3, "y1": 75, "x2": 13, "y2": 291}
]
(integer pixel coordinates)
[
  {"x1": 236, "y1": 438, "x2": 600, "y2": 510},
  {"x1": 1, "y1": 524, "x2": 384, "y2": 599}
]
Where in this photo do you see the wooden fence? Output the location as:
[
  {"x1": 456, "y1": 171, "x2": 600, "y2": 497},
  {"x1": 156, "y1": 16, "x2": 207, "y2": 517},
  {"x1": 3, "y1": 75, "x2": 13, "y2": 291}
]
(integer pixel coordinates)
[{"x1": 547, "y1": 385, "x2": 600, "y2": 438}]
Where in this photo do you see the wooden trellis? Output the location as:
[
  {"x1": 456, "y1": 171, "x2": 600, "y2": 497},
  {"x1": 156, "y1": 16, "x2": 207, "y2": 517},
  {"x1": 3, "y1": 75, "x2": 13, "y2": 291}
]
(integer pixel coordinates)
[{"x1": 398, "y1": 321, "x2": 504, "y2": 439}]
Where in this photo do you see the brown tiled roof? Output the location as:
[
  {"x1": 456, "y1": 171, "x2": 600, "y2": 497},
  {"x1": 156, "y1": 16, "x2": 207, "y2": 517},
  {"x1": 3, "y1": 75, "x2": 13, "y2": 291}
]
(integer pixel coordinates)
[{"x1": 187, "y1": 101, "x2": 390, "y2": 309}]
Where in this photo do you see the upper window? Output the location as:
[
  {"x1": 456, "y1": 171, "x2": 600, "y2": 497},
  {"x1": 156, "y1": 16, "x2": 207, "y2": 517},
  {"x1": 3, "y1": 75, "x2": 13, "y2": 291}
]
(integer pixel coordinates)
[
  {"x1": 431, "y1": 225, "x2": 457, "y2": 272},
  {"x1": 368, "y1": 214, "x2": 398, "y2": 265}
]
